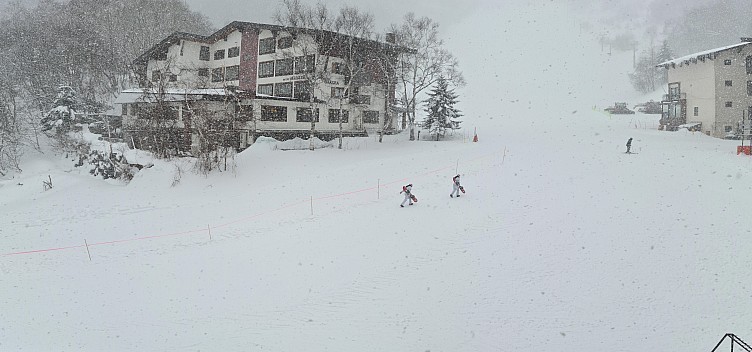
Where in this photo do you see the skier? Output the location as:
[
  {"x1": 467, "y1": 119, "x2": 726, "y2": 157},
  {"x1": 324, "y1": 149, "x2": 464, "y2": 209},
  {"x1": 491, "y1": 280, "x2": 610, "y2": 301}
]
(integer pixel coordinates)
[
  {"x1": 450, "y1": 174, "x2": 464, "y2": 198},
  {"x1": 626, "y1": 137, "x2": 633, "y2": 153},
  {"x1": 400, "y1": 184, "x2": 416, "y2": 207}
]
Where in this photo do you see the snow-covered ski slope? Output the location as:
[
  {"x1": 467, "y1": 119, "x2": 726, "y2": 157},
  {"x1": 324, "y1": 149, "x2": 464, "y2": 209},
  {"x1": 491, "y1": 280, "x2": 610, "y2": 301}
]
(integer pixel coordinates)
[{"x1": 3, "y1": 1, "x2": 752, "y2": 351}]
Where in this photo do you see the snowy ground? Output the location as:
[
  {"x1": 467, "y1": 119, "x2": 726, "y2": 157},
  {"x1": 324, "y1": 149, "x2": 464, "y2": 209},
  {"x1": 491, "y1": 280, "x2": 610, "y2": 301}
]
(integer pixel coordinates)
[
  {"x1": 3, "y1": 109, "x2": 752, "y2": 351},
  {"x1": 4, "y1": 1, "x2": 752, "y2": 351}
]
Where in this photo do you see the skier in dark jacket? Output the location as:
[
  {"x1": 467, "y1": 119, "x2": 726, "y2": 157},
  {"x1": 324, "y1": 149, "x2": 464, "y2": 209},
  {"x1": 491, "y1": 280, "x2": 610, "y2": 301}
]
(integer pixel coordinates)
[{"x1": 626, "y1": 137, "x2": 633, "y2": 153}]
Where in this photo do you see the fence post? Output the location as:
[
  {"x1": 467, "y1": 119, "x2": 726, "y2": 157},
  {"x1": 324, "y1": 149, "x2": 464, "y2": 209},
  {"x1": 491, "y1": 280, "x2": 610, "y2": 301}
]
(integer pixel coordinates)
[{"x1": 84, "y1": 239, "x2": 92, "y2": 261}]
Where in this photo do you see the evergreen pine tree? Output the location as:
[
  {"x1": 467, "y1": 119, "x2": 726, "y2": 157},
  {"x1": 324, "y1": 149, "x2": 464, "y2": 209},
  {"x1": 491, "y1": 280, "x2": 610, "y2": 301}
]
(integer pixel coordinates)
[
  {"x1": 41, "y1": 86, "x2": 78, "y2": 133},
  {"x1": 422, "y1": 76, "x2": 462, "y2": 141}
]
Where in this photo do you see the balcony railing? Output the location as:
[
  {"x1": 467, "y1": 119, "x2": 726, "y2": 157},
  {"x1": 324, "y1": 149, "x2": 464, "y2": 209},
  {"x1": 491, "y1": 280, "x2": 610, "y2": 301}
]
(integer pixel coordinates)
[{"x1": 663, "y1": 93, "x2": 686, "y2": 101}]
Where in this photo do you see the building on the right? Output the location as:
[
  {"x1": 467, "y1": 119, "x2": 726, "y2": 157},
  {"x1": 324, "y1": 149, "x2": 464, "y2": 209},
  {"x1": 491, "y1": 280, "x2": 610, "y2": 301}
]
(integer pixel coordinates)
[{"x1": 657, "y1": 38, "x2": 752, "y2": 138}]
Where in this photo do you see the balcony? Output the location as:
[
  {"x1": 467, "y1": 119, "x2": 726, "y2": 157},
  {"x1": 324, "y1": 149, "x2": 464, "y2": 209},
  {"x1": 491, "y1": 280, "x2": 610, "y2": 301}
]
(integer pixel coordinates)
[{"x1": 663, "y1": 93, "x2": 686, "y2": 101}]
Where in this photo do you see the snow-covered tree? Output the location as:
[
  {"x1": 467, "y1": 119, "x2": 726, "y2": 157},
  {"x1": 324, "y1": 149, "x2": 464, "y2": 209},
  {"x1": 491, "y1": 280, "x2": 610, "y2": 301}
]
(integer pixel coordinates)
[
  {"x1": 655, "y1": 40, "x2": 674, "y2": 83},
  {"x1": 421, "y1": 76, "x2": 461, "y2": 141},
  {"x1": 391, "y1": 13, "x2": 464, "y2": 141},
  {"x1": 629, "y1": 41, "x2": 672, "y2": 94},
  {"x1": 41, "y1": 86, "x2": 78, "y2": 133}
]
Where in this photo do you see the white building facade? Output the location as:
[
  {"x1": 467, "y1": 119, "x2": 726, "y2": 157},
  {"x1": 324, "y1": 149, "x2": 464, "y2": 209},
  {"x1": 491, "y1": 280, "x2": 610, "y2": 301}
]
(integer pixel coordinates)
[
  {"x1": 119, "y1": 22, "x2": 404, "y2": 153},
  {"x1": 658, "y1": 39, "x2": 752, "y2": 138}
]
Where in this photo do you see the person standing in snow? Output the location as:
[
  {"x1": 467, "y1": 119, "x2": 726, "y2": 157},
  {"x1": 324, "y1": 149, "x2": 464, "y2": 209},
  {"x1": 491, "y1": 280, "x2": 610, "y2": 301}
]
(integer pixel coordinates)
[
  {"x1": 400, "y1": 184, "x2": 415, "y2": 207},
  {"x1": 450, "y1": 174, "x2": 463, "y2": 198},
  {"x1": 626, "y1": 137, "x2": 633, "y2": 153}
]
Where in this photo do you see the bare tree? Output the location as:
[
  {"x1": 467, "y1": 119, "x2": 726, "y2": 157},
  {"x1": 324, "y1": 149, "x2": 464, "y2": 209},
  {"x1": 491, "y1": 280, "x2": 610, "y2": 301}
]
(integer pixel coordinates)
[
  {"x1": 391, "y1": 13, "x2": 464, "y2": 141},
  {"x1": 274, "y1": 0, "x2": 338, "y2": 151},
  {"x1": 331, "y1": 6, "x2": 375, "y2": 149}
]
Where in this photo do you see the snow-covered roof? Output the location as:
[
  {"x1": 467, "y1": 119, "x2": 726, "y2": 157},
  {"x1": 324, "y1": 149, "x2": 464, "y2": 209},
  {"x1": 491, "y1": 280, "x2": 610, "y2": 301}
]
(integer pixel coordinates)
[
  {"x1": 114, "y1": 88, "x2": 237, "y2": 104},
  {"x1": 658, "y1": 42, "x2": 751, "y2": 67}
]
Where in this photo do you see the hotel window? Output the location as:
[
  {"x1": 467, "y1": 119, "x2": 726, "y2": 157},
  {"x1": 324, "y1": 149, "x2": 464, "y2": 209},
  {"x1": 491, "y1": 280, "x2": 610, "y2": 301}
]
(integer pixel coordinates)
[
  {"x1": 724, "y1": 59, "x2": 732, "y2": 65},
  {"x1": 274, "y1": 82, "x2": 293, "y2": 97},
  {"x1": 259, "y1": 38, "x2": 276, "y2": 55},
  {"x1": 227, "y1": 47, "x2": 240, "y2": 58},
  {"x1": 747, "y1": 56, "x2": 752, "y2": 74},
  {"x1": 725, "y1": 101, "x2": 733, "y2": 107},
  {"x1": 169, "y1": 74, "x2": 177, "y2": 82},
  {"x1": 212, "y1": 68, "x2": 224, "y2": 82},
  {"x1": 199, "y1": 46, "x2": 210, "y2": 61},
  {"x1": 275, "y1": 58, "x2": 294, "y2": 76},
  {"x1": 151, "y1": 70, "x2": 162, "y2": 81},
  {"x1": 331, "y1": 87, "x2": 345, "y2": 98},
  {"x1": 214, "y1": 49, "x2": 225, "y2": 60},
  {"x1": 725, "y1": 80, "x2": 733, "y2": 87},
  {"x1": 748, "y1": 81, "x2": 752, "y2": 96},
  {"x1": 278, "y1": 36, "x2": 293, "y2": 49},
  {"x1": 296, "y1": 108, "x2": 319, "y2": 122},
  {"x1": 257, "y1": 84, "x2": 273, "y2": 96},
  {"x1": 260, "y1": 105, "x2": 287, "y2": 121},
  {"x1": 694, "y1": 107, "x2": 699, "y2": 116},
  {"x1": 258, "y1": 61, "x2": 274, "y2": 78},
  {"x1": 331, "y1": 62, "x2": 345, "y2": 74},
  {"x1": 225, "y1": 65, "x2": 239, "y2": 81},
  {"x1": 294, "y1": 55, "x2": 315, "y2": 74},
  {"x1": 294, "y1": 81, "x2": 311, "y2": 100},
  {"x1": 121, "y1": 104, "x2": 128, "y2": 116},
  {"x1": 198, "y1": 68, "x2": 209, "y2": 77},
  {"x1": 328, "y1": 109, "x2": 349, "y2": 123},
  {"x1": 725, "y1": 125, "x2": 733, "y2": 132},
  {"x1": 363, "y1": 111, "x2": 380, "y2": 124}
]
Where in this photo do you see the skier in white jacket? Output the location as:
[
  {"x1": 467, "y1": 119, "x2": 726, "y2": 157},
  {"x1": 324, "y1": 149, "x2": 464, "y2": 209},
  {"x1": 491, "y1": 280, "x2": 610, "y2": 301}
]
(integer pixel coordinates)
[
  {"x1": 400, "y1": 184, "x2": 414, "y2": 207},
  {"x1": 450, "y1": 174, "x2": 463, "y2": 198}
]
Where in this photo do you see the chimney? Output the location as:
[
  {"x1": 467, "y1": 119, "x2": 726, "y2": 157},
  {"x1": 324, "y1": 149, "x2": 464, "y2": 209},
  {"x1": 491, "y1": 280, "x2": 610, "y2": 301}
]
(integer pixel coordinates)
[
  {"x1": 742, "y1": 37, "x2": 752, "y2": 43},
  {"x1": 386, "y1": 32, "x2": 396, "y2": 44}
]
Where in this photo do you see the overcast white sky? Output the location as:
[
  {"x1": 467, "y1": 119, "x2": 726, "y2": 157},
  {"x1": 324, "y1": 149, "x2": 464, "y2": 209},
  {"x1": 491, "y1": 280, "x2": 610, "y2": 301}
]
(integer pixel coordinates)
[{"x1": 180, "y1": 0, "x2": 708, "y2": 32}]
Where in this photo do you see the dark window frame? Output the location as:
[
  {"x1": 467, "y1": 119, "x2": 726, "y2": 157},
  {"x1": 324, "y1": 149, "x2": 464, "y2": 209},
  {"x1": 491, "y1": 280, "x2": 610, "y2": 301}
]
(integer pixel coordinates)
[
  {"x1": 199, "y1": 46, "x2": 210, "y2": 61},
  {"x1": 725, "y1": 80, "x2": 733, "y2": 87},
  {"x1": 225, "y1": 65, "x2": 240, "y2": 81},
  {"x1": 296, "y1": 107, "x2": 320, "y2": 122},
  {"x1": 293, "y1": 81, "x2": 311, "y2": 100},
  {"x1": 725, "y1": 101, "x2": 733, "y2": 108},
  {"x1": 227, "y1": 46, "x2": 240, "y2": 58},
  {"x1": 260, "y1": 105, "x2": 287, "y2": 122},
  {"x1": 275, "y1": 58, "x2": 294, "y2": 76},
  {"x1": 328, "y1": 109, "x2": 349, "y2": 123},
  {"x1": 294, "y1": 55, "x2": 315, "y2": 74},
  {"x1": 258, "y1": 84, "x2": 273, "y2": 96},
  {"x1": 724, "y1": 59, "x2": 732, "y2": 65},
  {"x1": 331, "y1": 87, "x2": 345, "y2": 98},
  {"x1": 278, "y1": 36, "x2": 293, "y2": 49},
  {"x1": 214, "y1": 49, "x2": 225, "y2": 60},
  {"x1": 198, "y1": 68, "x2": 209, "y2": 77},
  {"x1": 746, "y1": 56, "x2": 752, "y2": 74},
  {"x1": 212, "y1": 67, "x2": 224, "y2": 82},
  {"x1": 259, "y1": 38, "x2": 276, "y2": 55},
  {"x1": 694, "y1": 106, "x2": 699, "y2": 116},
  {"x1": 363, "y1": 110, "x2": 379, "y2": 124},
  {"x1": 274, "y1": 82, "x2": 293, "y2": 97},
  {"x1": 748, "y1": 81, "x2": 752, "y2": 96},
  {"x1": 258, "y1": 61, "x2": 275, "y2": 78},
  {"x1": 331, "y1": 62, "x2": 345, "y2": 74}
]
